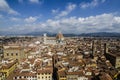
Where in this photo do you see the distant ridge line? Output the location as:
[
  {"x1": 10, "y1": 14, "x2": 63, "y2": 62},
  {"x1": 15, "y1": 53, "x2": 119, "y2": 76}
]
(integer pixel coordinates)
[{"x1": 0, "y1": 32, "x2": 120, "y2": 37}]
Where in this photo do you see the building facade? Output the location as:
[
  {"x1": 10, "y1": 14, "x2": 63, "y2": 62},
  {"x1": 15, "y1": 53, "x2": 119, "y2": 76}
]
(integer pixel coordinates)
[
  {"x1": 37, "y1": 69, "x2": 53, "y2": 80},
  {"x1": 3, "y1": 46, "x2": 25, "y2": 62},
  {"x1": 43, "y1": 32, "x2": 65, "y2": 45},
  {"x1": 0, "y1": 59, "x2": 18, "y2": 77}
]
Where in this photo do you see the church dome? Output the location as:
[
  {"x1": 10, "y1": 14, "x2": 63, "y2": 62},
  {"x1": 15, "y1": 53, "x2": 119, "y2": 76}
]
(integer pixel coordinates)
[{"x1": 56, "y1": 31, "x2": 64, "y2": 40}]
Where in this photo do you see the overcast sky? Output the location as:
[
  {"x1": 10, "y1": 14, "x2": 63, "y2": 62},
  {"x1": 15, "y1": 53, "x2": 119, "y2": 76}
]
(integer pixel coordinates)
[{"x1": 0, "y1": 0, "x2": 120, "y2": 34}]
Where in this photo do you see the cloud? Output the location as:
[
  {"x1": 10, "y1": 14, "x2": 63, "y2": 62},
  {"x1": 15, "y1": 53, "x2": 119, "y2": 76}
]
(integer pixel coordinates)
[
  {"x1": 80, "y1": 0, "x2": 106, "y2": 9},
  {"x1": 25, "y1": 16, "x2": 38, "y2": 23},
  {"x1": 10, "y1": 17, "x2": 21, "y2": 22},
  {"x1": 2, "y1": 13, "x2": 120, "y2": 34},
  {"x1": 34, "y1": 13, "x2": 120, "y2": 33},
  {"x1": 51, "y1": 9, "x2": 59, "y2": 14},
  {"x1": 29, "y1": 0, "x2": 40, "y2": 4},
  {"x1": 18, "y1": 0, "x2": 41, "y2": 4},
  {"x1": 55, "y1": 3, "x2": 76, "y2": 18},
  {"x1": 114, "y1": 17, "x2": 120, "y2": 23},
  {"x1": 0, "y1": 0, "x2": 19, "y2": 15}
]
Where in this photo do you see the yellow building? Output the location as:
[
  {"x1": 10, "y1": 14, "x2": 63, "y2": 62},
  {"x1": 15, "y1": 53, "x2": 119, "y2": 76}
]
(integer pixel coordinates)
[
  {"x1": 0, "y1": 59, "x2": 18, "y2": 77},
  {"x1": 37, "y1": 68, "x2": 53, "y2": 80},
  {"x1": 3, "y1": 46, "x2": 25, "y2": 62}
]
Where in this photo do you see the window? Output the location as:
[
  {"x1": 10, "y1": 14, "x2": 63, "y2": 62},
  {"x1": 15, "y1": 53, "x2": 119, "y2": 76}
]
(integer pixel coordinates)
[
  {"x1": 14, "y1": 77, "x2": 17, "y2": 79},
  {"x1": 19, "y1": 76, "x2": 21, "y2": 79},
  {"x1": 7, "y1": 53, "x2": 9, "y2": 56},
  {"x1": 16, "y1": 53, "x2": 18, "y2": 56},
  {"x1": 11, "y1": 53, "x2": 13, "y2": 56}
]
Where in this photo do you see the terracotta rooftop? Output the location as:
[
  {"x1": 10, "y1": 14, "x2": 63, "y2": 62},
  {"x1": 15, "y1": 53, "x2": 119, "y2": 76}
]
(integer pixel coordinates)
[
  {"x1": 0, "y1": 60, "x2": 18, "y2": 69},
  {"x1": 66, "y1": 70, "x2": 84, "y2": 76},
  {"x1": 37, "y1": 68, "x2": 53, "y2": 74},
  {"x1": 58, "y1": 70, "x2": 66, "y2": 76},
  {"x1": 14, "y1": 71, "x2": 36, "y2": 77}
]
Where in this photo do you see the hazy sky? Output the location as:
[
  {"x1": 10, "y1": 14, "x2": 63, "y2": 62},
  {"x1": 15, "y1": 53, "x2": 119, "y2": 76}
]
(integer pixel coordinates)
[{"x1": 0, "y1": 0, "x2": 120, "y2": 34}]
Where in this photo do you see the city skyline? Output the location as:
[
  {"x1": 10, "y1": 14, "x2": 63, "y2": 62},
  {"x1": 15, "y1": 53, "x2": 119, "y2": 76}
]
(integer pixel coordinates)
[{"x1": 0, "y1": 0, "x2": 120, "y2": 34}]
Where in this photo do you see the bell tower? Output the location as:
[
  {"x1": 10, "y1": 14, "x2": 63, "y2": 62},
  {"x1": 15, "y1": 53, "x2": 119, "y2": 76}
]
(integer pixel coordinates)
[{"x1": 43, "y1": 33, "x2": 47, "y2": 44}]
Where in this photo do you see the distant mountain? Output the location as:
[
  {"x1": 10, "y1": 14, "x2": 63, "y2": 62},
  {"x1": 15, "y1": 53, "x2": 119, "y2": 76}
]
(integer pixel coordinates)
[
  {"x1": 78, "y1": 32, "x2": 120, "y2": 37},
  {"x1": 0, "y1": 31, "x2": 12, "y2": 36},
  {"x1": 25, "y1": 31, "x2": 56, "y2": 37},
  {"x1": 25, "y1": 32, "x2": 120, "y2": 37},
  {"x1": 0, "y1": 31, "x2": 120, "y2": 37}
]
